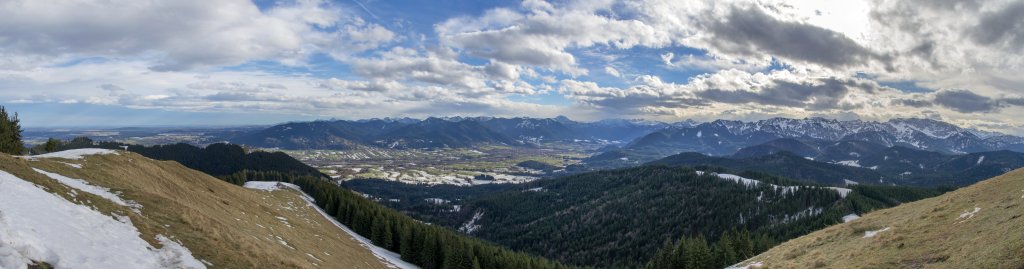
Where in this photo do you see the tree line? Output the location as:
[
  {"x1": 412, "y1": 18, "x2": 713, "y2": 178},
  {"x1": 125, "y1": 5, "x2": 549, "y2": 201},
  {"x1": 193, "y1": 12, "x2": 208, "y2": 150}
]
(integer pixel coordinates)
[
  {"x1": 224, "y1": 170, "x2": 572, "y2": 269},
  {"x1": 646, "y1": 229, "x2": 772, "y2": 269}
]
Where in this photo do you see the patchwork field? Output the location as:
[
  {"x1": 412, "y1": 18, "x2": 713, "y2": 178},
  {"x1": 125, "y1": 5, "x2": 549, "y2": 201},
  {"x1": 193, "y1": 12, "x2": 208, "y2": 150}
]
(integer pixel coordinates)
[{"x1": 284, "y1": 143, "x2": 593, "y2": 185}]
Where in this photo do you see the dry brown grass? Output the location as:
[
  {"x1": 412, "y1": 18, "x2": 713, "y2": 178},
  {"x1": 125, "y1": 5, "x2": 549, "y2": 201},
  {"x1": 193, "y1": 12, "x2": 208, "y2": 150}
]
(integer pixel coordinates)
[
  {"x1": 3, "y1": 152, "x2": 388, "y2": 269},
  {"x1": 730, "y1": 169, "x2": 1024, "y2": 269}
]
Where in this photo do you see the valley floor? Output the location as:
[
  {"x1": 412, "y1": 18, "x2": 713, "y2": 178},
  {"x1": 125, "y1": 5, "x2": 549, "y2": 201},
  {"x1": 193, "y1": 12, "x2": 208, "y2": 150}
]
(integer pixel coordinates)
[{"x1": 284, "y1": 143, "x2": 592, "y2": 185}]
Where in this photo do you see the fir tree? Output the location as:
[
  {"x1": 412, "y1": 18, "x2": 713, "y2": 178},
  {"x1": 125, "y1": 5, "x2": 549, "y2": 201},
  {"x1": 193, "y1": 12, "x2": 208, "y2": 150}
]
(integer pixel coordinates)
[
  {"x1": 0, "y1": 106, "x2": 23, "y2": 155},
  {"x1": 44, "y1": 138, "x2": 60, "y2": 153}
]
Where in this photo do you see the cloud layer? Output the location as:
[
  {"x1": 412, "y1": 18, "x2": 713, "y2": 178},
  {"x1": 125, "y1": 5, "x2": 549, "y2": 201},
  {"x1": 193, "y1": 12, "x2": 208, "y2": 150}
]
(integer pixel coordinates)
[{"x1": 1, "y1": 0, "x2": 1023, "y2": 134}]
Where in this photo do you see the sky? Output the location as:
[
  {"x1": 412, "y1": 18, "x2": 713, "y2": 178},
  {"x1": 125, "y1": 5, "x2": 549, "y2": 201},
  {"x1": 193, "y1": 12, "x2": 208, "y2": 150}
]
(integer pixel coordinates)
[{"x1": 1, "y1": 0, "x2": 1023, "y2": 133}]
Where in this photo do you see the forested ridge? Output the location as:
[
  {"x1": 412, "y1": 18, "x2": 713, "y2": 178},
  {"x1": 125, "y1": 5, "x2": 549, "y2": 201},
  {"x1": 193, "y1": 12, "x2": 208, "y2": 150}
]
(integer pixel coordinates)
[{"x1": 352, "y1": 165, "x2": 944, "y2": 268}]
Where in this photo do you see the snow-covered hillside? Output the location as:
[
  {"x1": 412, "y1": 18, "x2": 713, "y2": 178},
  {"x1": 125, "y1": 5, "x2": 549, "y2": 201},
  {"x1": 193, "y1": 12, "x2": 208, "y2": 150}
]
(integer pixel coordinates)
[
  {"x1": 0, "y1": 170, "x2": 204, "y2": 269},
  {"x1": 0, "y1": 149, "x2": 392, "y2": 269}
]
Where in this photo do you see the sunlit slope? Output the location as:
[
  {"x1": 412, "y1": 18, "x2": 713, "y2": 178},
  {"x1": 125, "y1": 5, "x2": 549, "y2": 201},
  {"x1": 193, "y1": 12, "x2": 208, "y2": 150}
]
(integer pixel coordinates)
[
  {"x1": 1, "y1": 150, "x2": 389, "y2": 268},
  {"x1": 730, "y1": 169, "x2": 1024, "y2": 268}
]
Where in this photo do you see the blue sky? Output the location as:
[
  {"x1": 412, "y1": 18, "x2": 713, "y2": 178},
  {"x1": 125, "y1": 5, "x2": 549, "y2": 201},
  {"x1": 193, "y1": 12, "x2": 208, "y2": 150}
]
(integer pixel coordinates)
[{"x1": 1, "y1": 0, "x2": 1023, "y2": 134}]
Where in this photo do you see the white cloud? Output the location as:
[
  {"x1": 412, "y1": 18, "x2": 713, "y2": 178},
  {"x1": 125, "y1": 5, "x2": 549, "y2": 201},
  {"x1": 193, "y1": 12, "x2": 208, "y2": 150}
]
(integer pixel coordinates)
[
  {"x1": 0, "y1": 0, "x2": 394, "y2": 71},
  {"x1": 436, "y1": 0, "x2": 675, "y2": 75},
  {"x1": 2, "y1": 0, "x2": 1024, "y2": 134},
  {"x1": 604, "y1": 66, "x2": 621, "y2": 77}
]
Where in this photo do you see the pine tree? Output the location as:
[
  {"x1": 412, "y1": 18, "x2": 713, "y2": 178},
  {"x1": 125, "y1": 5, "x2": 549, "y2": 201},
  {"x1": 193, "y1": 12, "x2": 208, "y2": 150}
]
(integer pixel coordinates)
[
  {"x1": 371, "y1": 216, "x2": 384, "y2": 246},
  {"x1": 687, "y1": 235, "x2": 712, "y2": 269},
  {"x1": 0, "y1": 106, "x2": 23, "y2": 155},
  {"x1": 715, "y1": 231, "x2": 737, "y2": 268},
  {"x1": 734, "y1": 229, "x2": 755, "y2": 259},
  {"x1": 400, "y1": 225, "x2": 415, "y2": 260},
  {"x1": 420, "y1": 231, "x2": 441, "y2": 269},
  {"x1": 44, "y1": 138, "x2": 60, "y2": 153},
  {"x1": 472, "y1": 257, "x2": 482, "y2": 269},
  {"x1": 382, "y1": 219, "x2": 394, "y2": 249}
]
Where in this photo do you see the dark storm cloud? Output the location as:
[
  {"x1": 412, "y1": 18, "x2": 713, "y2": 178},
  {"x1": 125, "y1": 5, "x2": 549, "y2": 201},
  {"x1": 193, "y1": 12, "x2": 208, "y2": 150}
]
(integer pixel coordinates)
[
  {"x1": 898, "y1": 99, "x2": 933, "y2": 108},
  {"x1": 933, "y1": 89, "x2": 999, "y2": 113},
  {"x1": 1001, "y1": 97, "x2": 1024, "y2": 106},
  {"x1": 707, "y1": 6, "x2": 888, "y2": 69},
  {"x1": 971, "y1": 1, "x2": 1024, "y2": 50},
  {"x1": 926, "y1": 89, "x2": 1024, "y2": 113},
  {"x1": 696, "y1": 78, "x2": 864, "y2": 110}
]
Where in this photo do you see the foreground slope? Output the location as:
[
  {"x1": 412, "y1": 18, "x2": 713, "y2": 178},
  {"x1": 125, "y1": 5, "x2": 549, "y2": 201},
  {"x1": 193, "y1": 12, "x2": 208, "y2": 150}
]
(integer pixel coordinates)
[
  {"x1": 730, "y1": 169, "x2": 1024, "y2": 268},
  {"x1": 0, "y1": 149, "x2": 391, "y2": 268}
]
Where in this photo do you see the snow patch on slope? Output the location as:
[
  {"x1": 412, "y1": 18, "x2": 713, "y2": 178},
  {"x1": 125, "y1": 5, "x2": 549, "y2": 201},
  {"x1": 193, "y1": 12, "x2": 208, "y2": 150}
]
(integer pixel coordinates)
[
  {"x1": 243, "y1": 181, "x2": 418, "y2": 269},
  {"x1": 725, "y1": 261, "x2": 763, "y2": 269},
  {"x1": 842, "y1": 214, "x2": 860, "y2": 223},
  {"x1": 0, "y1": 170, "x2": 204, "y2": 269},
  {"x1": 955, "y1": 206, "x2": 981, "y2": 224},
  {"x1": 834, "y1": 160, "x2": 861, "y2": 167},
  {"x1": 459, "y1": 211, "x2": 484, "y2": 234},
  {"x1": 863, "y1": 227, "x2": 891, "y2": 238},
  {"x1": 32, "y1": 168, "x2": 142, "y2": 213},
  {"x1": 57, "y1": 162, "x2": 82, "y2": 169},
  {"x1": 826, "y1": 187, "x2": 852, "y2": 198},
  {"x1": 243, "y1": 181, "x2": 290, "y2": 191},
  {"x1": 696, "y1": 171, "x2": 851, "y2": 197},
  {"x1": 21, "y1": 148, "x2": 118, "y2": 160}
]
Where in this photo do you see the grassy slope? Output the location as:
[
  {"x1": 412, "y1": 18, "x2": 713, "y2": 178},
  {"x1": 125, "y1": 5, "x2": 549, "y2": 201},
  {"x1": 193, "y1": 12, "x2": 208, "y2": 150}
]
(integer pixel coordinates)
[
  {"x1": 2, "y1": 151, "x2": 388, "y2": 269},
  {"x1": 732, "y1": 169, "x2": 1024, "y2": 268}
]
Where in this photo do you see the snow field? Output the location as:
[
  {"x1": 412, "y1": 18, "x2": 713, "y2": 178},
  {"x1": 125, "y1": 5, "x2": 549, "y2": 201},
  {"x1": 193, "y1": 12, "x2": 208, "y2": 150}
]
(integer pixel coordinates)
[
  {"x1": 0, "y1": 170, "x2": 204, "y2": 269},
  {"x1": 32, "y1": 168, "x2": 142, "y2": 213},
  {"x1": 20, "y1": 149, "x2": 118, "y2": 160}
]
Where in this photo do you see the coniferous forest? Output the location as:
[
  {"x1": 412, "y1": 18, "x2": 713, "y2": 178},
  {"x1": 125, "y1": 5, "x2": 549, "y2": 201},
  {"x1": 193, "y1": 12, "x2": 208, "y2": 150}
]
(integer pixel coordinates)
[{"x1": 350, "y1": 165, "x2": 944, "y2": 268}]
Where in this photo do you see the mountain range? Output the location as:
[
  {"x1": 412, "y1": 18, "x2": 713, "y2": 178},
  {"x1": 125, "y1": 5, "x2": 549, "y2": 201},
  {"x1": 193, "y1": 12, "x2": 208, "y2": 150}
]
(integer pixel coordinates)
[
  {"x1": 623, "y1": 117, "x2": 1024, "y2": 155},
  {"x1": 231, "y1": 117, "x2": 1024, "y2": 157},
  {"x1": 231, "y1": 116, "x2": 671, "y2": 149}
]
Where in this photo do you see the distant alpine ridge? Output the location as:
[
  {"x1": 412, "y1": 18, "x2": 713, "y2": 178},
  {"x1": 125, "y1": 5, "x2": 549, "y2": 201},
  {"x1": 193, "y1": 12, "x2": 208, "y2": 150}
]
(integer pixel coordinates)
[
  {"x1": 625, "y1": 117, "x2": 1024, "y2": 155},
  {"x1": 232, "y1": 116, "x2": 1024, "y2": 156},
  {"x1": 231, "y1": 116, "x2": 672, "y2": 149}
]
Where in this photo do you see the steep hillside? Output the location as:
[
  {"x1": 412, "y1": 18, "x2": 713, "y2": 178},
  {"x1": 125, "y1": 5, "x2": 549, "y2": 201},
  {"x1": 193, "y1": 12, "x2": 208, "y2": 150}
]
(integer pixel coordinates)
[
  {"x1": 0, "y1": 149, "x2": 394, "y2": 268},
  {"x1": 37, "y1": 143, "x2": 572, "y2": 269},
  {"x1": 729, "y1": 169, "x2": 1024, "y2": 268}
]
